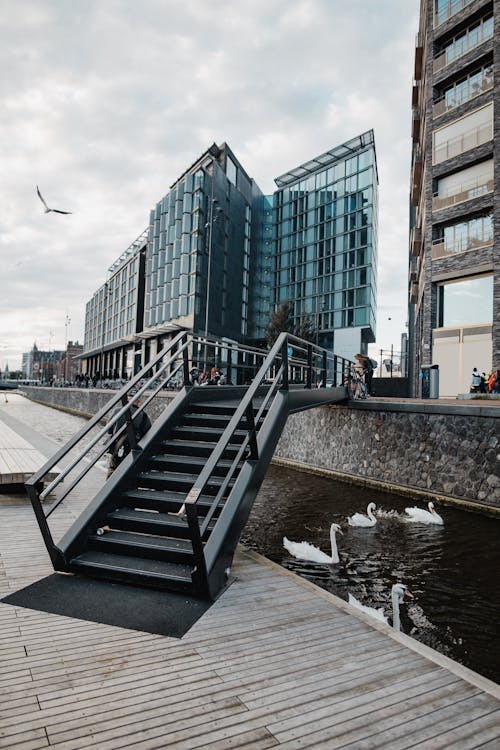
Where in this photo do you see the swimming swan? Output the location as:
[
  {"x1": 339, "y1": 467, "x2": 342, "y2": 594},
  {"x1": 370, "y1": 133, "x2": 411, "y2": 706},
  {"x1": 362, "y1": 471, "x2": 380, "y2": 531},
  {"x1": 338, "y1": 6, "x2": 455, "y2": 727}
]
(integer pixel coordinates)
[
  {"x1": 348, "y1": 583, "x2": 413, "y2": 631},
  {"x1": 283, "y1": 523, "x2": 343, "y2": 564},
  {"x1": 347, "y1": 501, "x2": 377, "y2": 527},
  {"x1": 405, "y1": 501, "x2": 443, "y2": 525}
]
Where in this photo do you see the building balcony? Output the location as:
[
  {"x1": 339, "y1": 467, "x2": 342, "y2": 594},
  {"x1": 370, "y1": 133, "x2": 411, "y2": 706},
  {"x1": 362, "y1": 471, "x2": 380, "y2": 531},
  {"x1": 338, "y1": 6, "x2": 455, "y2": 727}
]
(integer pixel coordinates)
[
  {"x1": 433, "y1": 177, "x2": 493, "y2": 211},
  {"x1": 431, "y1": 233, "x2": 493, "y2": 259},
  {"x1": 433, "y1": 120, "x2": 492, "y2": 164},
  {"x1": 433, "y1": 77, "x2": 493, "y2": 118},
  {"x1": 434, "y1": 0, "x2": 475, "y2": 28},
  {"x1": 414, "y1": 45, "x2": 424, "y2": 81},
  {"x1": 433, "y1": 20, "x2": 493, "y2": 72},
  {"x1": 412, "y1": 112, "x2": 421, "y2": 143},
  {"x1": 410, "y1": 281, "x2": 419, "y2": 304},
  {"x1": 412, "y1": 83, "x2": 420, "y2": 108},
  {"x1": 411, "y1": 228, "x2": 422, "y2": 257},
  {"x1": 410, "y1": 153, "x2": 423, "y2": 207}
]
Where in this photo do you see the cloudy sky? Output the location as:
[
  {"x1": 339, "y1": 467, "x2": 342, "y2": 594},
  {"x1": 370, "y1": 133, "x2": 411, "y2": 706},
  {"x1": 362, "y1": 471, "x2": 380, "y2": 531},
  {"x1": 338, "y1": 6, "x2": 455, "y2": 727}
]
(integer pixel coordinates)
[{"x1": 0, "y1": 0, "x2": 418, "y2": 371}]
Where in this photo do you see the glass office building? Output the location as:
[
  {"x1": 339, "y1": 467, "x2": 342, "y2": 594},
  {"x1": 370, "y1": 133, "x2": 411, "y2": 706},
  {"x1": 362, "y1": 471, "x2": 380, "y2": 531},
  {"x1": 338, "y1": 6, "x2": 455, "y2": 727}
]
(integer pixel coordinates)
[
  {"x1": 272, "y1": 130, "x2": 378, "y2": 359},
  {"x1": 81, "y1": 132, "x2": 378, "y2": 374},
  {"x1": 144, "y1": 143, "x2": 263, "y2": 356}
]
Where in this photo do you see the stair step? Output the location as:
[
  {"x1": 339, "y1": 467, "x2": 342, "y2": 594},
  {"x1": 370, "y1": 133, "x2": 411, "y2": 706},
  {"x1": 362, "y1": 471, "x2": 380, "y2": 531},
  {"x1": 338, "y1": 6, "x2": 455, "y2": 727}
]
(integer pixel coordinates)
[
  {"x1": 106, "y1": 507, "x2": 216, "y2": 539},
  {"x1": 182, "y1": 413, "x2": 238, "y2": 428},
  {"x1": 189, "y1": 403, "x2": 239, "y2": 416},
  {"x1": 171, "y1": 425, "x2": 246, "y2": 443},
  {"x1": 122, "y1": 488, "x2": 223, "y2": 515},
  {"x1": 70, "y1": 550, "x2": 193, "y2": 592},
  {"x1": 147, "y1": 454, "x2": 235, "y2": 477},
  {"x1": 159, "y1": 439, "x2": 241, "y2": 458},
  {"x1": 88, "y1": 529, "x2": 194, "y2": 563},
  {"x1": 136, "y1": 471, "x2": 234, "y2": 495}
]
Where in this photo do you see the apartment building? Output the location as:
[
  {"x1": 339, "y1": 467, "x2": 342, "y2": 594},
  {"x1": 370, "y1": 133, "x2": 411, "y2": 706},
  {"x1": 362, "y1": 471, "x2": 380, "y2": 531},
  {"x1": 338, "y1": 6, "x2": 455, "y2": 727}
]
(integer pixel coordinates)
[{"x1": 408, "y1": 0, "x2": 499, "y2": 396}]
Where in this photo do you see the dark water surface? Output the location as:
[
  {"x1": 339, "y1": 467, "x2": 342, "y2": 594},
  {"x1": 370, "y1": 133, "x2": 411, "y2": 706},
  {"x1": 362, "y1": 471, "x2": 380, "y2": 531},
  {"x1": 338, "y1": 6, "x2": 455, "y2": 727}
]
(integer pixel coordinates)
[{"x1": 241, "y1": 464, "x2": 500, "y2": 685}]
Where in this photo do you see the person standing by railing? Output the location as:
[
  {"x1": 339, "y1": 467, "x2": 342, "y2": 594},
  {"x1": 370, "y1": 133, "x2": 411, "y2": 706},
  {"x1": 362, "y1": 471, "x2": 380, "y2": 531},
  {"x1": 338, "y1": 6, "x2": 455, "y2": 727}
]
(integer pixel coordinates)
[{"x1": 106, "y1": 392, "x2": 151, "y2": 478}]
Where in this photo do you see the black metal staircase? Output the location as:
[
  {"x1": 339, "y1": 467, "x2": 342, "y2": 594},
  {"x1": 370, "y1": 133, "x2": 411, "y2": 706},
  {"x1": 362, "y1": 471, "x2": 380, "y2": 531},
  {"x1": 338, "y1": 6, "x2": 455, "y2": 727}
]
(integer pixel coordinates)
[{"x1": 26, "y1": 332, "x2": 351, "y2": 599}]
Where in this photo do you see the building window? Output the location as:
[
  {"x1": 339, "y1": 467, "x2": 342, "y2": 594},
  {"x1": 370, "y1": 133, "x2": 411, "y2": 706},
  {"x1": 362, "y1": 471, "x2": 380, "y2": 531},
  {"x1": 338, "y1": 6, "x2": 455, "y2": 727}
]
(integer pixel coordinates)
[
  {"x1": 437, "y1": 275, "x2": 493, "y2": 327},
  {"x1": 434, "y1": 64, "x2": 493, "y2": 117},
  {"x1": 433, "y1": 214, "x2": 492, "y2": 258},
  {"x1": 433, "y1": 104, "x2": 493, "y2": 164}
]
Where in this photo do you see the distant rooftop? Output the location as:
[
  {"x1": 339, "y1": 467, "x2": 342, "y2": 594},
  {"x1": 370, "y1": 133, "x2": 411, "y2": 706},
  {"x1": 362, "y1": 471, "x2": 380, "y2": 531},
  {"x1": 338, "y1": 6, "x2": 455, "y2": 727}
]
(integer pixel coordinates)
[{"x1": 274, "y1": 130, "x2": 376, "y2": 188}]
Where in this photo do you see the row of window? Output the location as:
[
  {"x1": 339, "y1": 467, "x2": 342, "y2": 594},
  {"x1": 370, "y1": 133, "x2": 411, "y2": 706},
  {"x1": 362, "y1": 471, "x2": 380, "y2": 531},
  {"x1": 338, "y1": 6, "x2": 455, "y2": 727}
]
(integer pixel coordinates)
[
  {"x1": 276, "y1": 149, "x2": 375, "y2": 201},
  {"x1": 435, "y1": 64, "x2": 493, "y2": 115},
  {"x1": 276, "y1": 170, "x2": 375, "y2": 213}
]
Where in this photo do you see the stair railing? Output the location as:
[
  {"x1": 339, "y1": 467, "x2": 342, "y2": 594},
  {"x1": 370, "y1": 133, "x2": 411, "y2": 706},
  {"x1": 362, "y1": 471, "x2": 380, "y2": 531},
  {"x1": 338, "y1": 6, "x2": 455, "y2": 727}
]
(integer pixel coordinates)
[
  {"x1": 182, "y1": 334, "x2": 293, "y2": 569},
  {"x1": 25, "y1": 330, "x2": 191, "y2": 560}
]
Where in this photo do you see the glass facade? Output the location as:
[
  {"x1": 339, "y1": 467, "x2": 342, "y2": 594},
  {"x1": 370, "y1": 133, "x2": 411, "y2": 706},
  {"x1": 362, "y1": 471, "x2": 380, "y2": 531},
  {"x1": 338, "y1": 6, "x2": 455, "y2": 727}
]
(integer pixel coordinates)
[
  {"x1": 83, "y1": 133, "x2": 378, "y2": 368},
  {"x1": 84, "y1": 235, "x2": 144, "y2": 354},
  {"x1": 145, "y1": 144, "x2": 260, "y2": 342},
  {"x1": 272, "y1": 132, "x2": 378, "y2": 349}
]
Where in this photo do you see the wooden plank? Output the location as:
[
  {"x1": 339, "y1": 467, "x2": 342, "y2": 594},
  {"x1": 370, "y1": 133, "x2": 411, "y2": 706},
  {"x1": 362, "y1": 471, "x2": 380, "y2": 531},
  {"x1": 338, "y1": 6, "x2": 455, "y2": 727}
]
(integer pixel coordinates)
[{"x1": 0, "y1": 413, "x2": 499, "y2": 750}]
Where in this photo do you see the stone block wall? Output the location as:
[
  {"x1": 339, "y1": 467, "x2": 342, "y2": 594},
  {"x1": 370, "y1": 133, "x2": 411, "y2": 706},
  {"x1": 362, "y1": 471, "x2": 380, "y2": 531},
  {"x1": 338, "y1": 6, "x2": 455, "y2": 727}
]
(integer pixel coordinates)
[
  {"x1": 21, "y1": 386, "x2": 174, "y2": 423},
  {"x1": 275, "y1": 403, "x2": 500, "y2": 509},
  {"x1": 22, "y1": 387, "x2": 500, "y2": 510}
]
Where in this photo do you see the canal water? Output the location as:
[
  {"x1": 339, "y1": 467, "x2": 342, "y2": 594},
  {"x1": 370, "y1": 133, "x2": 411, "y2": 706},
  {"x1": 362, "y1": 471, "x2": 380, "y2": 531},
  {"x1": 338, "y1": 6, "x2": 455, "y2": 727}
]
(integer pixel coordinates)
[
  {"x1": 242, "y1": 463, "x2": 500, "y2": 685},
  {"x1": 3, "y1": 394, "x2": 499, "y2": 684}
]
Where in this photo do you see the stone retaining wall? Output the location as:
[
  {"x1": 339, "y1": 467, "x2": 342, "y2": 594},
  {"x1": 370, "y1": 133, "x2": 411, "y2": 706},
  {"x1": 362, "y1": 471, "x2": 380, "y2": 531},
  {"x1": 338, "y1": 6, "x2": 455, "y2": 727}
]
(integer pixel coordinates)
[
  {"x1": 22, "y1": 387, "x2": 500, "y2": 510},
  {"x1": 21, "y1": 386, "x2": 174, "y2": 423},
  {"x1": 275, "y1": 402, "x2": 500, "y2": 510}
]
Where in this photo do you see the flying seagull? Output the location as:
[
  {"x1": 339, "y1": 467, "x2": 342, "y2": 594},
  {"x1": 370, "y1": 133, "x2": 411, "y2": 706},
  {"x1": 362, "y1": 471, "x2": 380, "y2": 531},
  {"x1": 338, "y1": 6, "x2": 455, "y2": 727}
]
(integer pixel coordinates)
[{"x1": 36, "y1": 186, "x2": 72, "y2": 214}]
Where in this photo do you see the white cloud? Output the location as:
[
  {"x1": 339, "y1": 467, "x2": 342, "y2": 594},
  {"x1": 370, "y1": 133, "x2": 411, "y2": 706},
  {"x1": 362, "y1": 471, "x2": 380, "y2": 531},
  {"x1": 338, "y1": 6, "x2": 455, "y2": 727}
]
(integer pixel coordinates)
[{"x1": 0, "y1": 0, "x2": 419, "y2": 369}]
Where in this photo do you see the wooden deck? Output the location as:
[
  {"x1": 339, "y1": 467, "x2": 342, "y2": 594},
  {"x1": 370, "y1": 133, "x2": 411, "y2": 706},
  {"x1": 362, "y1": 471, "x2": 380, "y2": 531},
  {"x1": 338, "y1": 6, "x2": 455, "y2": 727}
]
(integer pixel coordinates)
[
  {"x1": 0, "y1": 416, "x2": 499, "y2": 749},
  {"x1": 0, "y1": 418, "x2": 60, "y2": 486}
]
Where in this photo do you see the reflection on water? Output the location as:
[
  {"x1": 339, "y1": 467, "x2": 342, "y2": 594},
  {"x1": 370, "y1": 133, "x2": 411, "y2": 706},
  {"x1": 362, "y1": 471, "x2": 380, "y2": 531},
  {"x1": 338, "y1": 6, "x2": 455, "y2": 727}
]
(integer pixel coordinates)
[{"x1": 241, "y1": 464, "x2": 500, "y2": 684}]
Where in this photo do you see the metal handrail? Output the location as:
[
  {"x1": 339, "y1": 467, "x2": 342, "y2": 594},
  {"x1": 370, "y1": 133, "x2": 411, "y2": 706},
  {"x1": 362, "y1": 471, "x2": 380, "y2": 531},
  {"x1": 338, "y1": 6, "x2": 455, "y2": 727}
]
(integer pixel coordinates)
[
  {"x1": 26, "y1": 326, "x2": 351, "y2": 577},
  {"x1": 37, "y1": 334, "x2": 191, "y2": 502}
]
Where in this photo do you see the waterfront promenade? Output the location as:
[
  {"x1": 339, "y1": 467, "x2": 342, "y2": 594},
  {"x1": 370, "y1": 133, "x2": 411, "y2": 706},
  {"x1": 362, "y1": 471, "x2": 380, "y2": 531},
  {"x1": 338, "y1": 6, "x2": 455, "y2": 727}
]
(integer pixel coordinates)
[{"x1": 1, "y1": 396, "x2": 500, "y2": 749}]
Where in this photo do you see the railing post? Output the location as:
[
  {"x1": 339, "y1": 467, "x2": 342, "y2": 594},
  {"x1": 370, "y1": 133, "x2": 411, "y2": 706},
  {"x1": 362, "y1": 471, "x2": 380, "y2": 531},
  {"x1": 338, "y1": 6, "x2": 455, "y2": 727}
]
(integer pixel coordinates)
[
  {"x1": 185, "y1": 501, "x2": 209, "y2": 597},
  {"x1": 25, "y1": 484, "x2": 63, "y2": 569},
  {"x1": 181, "y1": 334, "x2": 190, "y2": 385},
  {"x1": 333, "y1": 355, "x2": 338, "y2": 386},
  {"x1": 281, "y1": 337, "x2": 289, "y2": 390},
  {"x1": 226, "y1": 343, "x2": 232, "y2": 386},
  {"x1": 321, "y1": 350, "x2": 327, "y2": 388},
  {"x1": 306, "y1": 345, "x2": 312, "y2": 389}
]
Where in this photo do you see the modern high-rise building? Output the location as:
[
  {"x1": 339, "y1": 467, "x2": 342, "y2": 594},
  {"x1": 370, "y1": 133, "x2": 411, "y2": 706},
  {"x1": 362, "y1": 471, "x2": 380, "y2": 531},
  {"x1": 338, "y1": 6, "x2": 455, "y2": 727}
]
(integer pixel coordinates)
[
  {"x1": 408, "y1": 0, "x2": 498, "y2": 396},
  {"x1": 81, "y1": 133, "x2": 378, "y2": 377},
  {"x1": 272, "y1": 130, "x2": 378, "y2": 361}
]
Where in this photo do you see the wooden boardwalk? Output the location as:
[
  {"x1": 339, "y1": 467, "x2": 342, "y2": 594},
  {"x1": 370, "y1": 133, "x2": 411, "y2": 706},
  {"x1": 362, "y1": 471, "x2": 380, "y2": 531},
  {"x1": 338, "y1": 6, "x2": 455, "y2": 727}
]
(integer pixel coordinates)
[
  {"x1": 0, "y1": 414, "x2": 499, "y2": 748},
  {"x1": 0, "y1": 416, "x2": 59, "y2": 486}
]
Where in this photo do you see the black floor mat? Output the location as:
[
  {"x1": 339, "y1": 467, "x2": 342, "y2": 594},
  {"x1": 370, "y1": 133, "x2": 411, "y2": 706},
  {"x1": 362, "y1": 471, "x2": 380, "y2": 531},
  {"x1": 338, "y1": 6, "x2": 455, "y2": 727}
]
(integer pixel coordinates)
[{"x1": 1, "y1": 574, "x2": 212, "y2": 637}]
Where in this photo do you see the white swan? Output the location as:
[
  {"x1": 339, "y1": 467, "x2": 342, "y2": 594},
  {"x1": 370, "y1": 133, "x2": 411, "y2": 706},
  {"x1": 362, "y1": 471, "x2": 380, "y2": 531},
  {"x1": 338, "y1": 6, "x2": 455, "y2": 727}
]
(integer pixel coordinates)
[
  {"x1": 348, "y1": 583, "x2": 413, "y2": 631},
  {"x1": 405, "y1": 501, "x2": 443, "y2": 525},
  {"x1": 283, "y1": 523, "x2": 343, "y2": 564},
  {"x1": 347, "y1": 501, "x2": 377, "y2": 527},
  {"x1": 348, "y1": 593, "x2": 388, "y2": 624}
]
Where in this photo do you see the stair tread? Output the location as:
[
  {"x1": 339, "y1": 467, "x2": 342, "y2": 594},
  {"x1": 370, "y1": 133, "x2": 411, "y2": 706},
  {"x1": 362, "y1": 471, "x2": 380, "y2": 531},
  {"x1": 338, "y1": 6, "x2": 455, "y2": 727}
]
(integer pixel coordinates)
[
  {"x1": 160, "y1": 439, "x2": 241, "y2": 452},
  {"x1": 137, "y1": 471, "x2": 233, "y2": 485},
  {"x1": 149, "y1": 455, "x2": 235, "y2": 468},
  {"x1": 108, "y1": 507, "x2": 188, "y2": 527},
  {"x1": 108, "y1": 507, "x2": 217, "y2": 529},
  {"x1": 123, "y1": 487, "x2": 220, "y2": 505},
  {"x1": 90, "y1": 529, "x2": 193, "y2": 552},
  {"x1": 71, "y1": 550, "x2": 192, "y2": 580}
]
